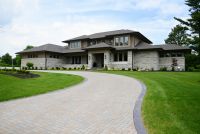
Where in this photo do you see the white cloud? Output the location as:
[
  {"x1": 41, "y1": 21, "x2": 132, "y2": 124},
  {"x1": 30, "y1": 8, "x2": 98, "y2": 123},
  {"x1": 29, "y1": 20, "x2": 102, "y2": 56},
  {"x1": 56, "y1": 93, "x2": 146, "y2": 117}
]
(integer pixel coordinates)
[{"x1": 0, "y1": 0, "x2": 188, "y2": 57}]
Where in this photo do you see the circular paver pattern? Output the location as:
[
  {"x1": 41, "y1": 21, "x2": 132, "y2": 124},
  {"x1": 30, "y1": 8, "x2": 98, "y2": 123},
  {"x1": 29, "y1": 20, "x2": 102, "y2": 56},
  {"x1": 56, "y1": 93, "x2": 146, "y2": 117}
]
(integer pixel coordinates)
[{"x1": 0, "y1": 71, "x2": 142, "y2": 134}]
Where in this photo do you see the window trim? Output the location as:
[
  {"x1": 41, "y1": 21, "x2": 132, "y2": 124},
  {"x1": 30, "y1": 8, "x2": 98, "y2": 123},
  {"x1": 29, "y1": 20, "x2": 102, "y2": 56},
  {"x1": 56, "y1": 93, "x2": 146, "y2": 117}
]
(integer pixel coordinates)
[
  {"x1": 70, "y1": 41, "x2": 81, "y2": 49},
  {"x1": 113, "y1": 52, "x2": 128, "y2": 62},
  {"x1": 114, "y1": 36, "x2": 129, "y2": 46},
  {"x1": 72, "y1": 56, "x2": 81, "y2": 64}
]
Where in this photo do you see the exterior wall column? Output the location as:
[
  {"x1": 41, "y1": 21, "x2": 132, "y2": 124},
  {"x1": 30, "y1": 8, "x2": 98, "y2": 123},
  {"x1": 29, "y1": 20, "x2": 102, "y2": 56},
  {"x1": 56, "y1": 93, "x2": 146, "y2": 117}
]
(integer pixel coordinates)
[
  {"x1": 127, "y1": 50, "x2": 132, "y2": 69},
  {"x1": 88, "y1": 52, "x2": 93, "y2": 69},
  {"x1": 104, "y1": 50, "x2": 110, "y2": 68}
]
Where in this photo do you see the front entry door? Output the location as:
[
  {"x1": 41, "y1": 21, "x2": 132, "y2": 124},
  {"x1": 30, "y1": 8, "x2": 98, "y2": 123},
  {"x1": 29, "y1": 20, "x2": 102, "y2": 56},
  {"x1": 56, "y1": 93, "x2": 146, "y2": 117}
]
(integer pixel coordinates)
[{"x1": 93, "y1": 53, "x2": 104, "y2": 68}]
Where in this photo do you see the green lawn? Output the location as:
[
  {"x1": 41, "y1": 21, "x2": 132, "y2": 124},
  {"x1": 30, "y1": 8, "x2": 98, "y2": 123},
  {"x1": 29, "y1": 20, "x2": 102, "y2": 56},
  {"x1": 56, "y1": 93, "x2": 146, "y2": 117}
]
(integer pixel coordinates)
[
  {"x1": 0, "y1": 72, "x2": 83, "y2": 102},
  {"x1": 103, "y1": 71, "x2": 200, "y2": 134}
]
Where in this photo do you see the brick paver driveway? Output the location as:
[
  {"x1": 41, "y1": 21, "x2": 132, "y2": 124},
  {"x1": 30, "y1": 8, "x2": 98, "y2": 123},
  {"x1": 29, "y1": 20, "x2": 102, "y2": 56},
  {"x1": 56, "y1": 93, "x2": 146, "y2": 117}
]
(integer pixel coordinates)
[{"x1": 0, "y1": 71, "x2": 142, "y2": 134}]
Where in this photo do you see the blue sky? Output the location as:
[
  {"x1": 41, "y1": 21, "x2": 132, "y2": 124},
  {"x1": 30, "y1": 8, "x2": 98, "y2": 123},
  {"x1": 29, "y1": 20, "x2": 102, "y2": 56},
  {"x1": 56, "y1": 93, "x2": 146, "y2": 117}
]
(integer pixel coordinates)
[{"x1": 0, "y1": 0, "x2": 188, "y2": 56}]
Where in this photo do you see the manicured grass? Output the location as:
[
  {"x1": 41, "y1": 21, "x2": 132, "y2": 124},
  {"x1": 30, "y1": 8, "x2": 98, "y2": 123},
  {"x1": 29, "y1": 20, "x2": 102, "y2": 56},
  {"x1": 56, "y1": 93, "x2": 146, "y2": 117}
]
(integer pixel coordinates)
[
  {"x1": 103, "y1": 71, "x2": 200, "y2": 134},
  {"x1": 0, "y1": 72, "x2": 83, "y2": 102}
]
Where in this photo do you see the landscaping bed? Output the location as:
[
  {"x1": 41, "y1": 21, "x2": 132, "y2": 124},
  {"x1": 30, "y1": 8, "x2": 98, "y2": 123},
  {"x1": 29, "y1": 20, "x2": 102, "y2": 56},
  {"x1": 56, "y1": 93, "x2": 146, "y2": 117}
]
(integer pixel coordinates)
[{"x1": 0, "y1": 69, "x2": 40, "y2": 79}]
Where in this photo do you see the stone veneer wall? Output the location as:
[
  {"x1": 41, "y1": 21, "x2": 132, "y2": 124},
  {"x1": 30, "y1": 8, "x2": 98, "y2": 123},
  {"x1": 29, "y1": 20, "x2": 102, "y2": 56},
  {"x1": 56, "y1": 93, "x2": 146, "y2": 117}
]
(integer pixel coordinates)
[
  {"x1": 21, "y1": 58, "x2": 46, "y2": 69},
  {"x1": 159, "y1": 57, "x2": 185, "y2": 71},
  {"x1": 46, "y1": 58, "x2": 65, "y2": 68},
  {"x1": 134, "y1": 51, "x2": 159, "y2": 70}
]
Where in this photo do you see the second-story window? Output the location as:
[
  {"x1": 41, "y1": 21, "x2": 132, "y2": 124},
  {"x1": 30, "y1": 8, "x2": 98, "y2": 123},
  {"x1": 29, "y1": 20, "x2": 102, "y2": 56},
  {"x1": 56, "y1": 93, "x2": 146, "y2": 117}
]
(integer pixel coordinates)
[
  {"x1": 70, "y1": 41, "x2": 81, "y2": 49},
  {"x1": 115, "y1": 36, "x2": 129, "y2": 46},
  {"x1": 90, "y1": 41, "x2": 97, "y2": 46}
]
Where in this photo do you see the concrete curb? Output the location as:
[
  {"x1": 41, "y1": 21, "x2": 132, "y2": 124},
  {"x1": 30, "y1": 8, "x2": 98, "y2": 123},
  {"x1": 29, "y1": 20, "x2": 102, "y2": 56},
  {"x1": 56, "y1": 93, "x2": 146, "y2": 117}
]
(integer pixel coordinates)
[{"x1": 133, "y1": 81, "x2": 148, "y2": 134}]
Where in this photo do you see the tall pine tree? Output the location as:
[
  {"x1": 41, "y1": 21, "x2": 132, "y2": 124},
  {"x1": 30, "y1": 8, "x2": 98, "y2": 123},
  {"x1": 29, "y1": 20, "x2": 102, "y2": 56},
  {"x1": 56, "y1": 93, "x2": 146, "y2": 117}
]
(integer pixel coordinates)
[
  {"x1": 174, "y1": 0, "x2": 200, "y2": 53},
  {"x1": 165, "y1": 25, "x2": 191, "y2": 46}
]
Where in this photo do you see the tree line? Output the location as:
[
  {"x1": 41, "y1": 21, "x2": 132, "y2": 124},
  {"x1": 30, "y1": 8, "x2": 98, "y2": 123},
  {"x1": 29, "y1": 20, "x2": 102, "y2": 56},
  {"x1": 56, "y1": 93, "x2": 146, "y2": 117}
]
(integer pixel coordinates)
[
  {"x1": 0, "y1": 45, "x2": 34, "y2": 67},
  {"x1": 165, "y1": 0, "x2": 200, "y2": 70}
]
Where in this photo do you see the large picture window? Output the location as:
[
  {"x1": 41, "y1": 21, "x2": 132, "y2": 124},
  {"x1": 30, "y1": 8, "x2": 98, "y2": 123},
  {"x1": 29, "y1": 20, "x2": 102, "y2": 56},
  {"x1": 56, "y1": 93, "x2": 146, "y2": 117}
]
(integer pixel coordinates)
[
  {"x1": 115, "y1": 36, "x2": 129, "y2": 46},
  {"x1": 70, "y1": 41, "x2": 81, "y2": 49},
  {"x1": 72, "y1": 56, "x2": 81, "y2": 64},
  {"x1": 114, "y1": 52, "x2": 128, "y2": 62}
]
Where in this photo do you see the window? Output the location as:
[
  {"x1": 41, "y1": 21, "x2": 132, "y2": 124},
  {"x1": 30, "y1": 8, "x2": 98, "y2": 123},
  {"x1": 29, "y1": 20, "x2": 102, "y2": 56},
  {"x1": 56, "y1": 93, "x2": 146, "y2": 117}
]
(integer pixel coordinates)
[
  {"x1": 159, "y1": 52, "x2": 183, "y2": 58},
  {"x1": 115, "y1": 37, "x2": 119, "y2": 46},
  {"x1": 115, "y1": 36, "x2": 128, "y2": 46},
  {"x1": 119, "y1": 53, "x2": 123, "y2": 61},
  {"x1": 72, "y1": 56, "x2": 81, "y2": 64},
  {"x1": 90, "y1": 41, "x2": 97, "y2": 46},
  {"x1": 124, "y1": 36, "x2": 128, "y2": 45},
  {"x1": 114, "y1": 53, "x2": 118, "y2": 61},
  {"x1": 50, "y1": 54, "x2": 60, "y2": 59},
  {"x1": 124, "y1": 52, "x2": 127, "y2": 61},
  {"x1": 177, "y1": 53, "x2": 183, "y2": 57},
  {"x1": 70, "y1": 41, "x2": 81, "y2": 49},
  {"x1": 28, "y1": 54, "x2": 38, "y2": 58},
  {"x1": 120, "y1": 37, "x2": 123, "y2": 46},
  {"x1": 171, "y1": 53, "x2": 176, "y2": 57},
  {"x1": 159, "y1": 53, "x2": 164, "y2": 57},
  {"x1": 113, "y1": 52, "x2": 128, "y2": 62}
]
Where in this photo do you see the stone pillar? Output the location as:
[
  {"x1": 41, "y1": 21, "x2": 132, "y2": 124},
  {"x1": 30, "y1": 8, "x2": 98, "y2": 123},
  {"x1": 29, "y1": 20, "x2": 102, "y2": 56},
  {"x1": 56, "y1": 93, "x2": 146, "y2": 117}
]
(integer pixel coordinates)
[
  {"x1": 128, "y1": 50, "x2": 133, "y2": 69},
  {"x1": 88, "y1": 52, "x2": 93, "y2": 69},
  {"x1": 104, "y1": 50, "x2": 110, "y2": 68}
]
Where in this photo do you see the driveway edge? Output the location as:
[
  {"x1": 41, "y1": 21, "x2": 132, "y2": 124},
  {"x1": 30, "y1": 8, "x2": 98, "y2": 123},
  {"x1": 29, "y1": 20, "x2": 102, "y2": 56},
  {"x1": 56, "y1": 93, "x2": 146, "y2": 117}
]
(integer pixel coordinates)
[{"x1": 133, "y1": 81, "x2": 147, "y2": 134}]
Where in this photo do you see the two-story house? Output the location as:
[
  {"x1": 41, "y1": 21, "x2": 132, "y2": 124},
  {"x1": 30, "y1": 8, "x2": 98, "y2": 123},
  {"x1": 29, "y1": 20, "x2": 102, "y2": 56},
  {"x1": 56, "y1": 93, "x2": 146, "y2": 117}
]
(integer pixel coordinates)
[{"x1": 17, "y1": 29, "x2": 190, "y2": 70}]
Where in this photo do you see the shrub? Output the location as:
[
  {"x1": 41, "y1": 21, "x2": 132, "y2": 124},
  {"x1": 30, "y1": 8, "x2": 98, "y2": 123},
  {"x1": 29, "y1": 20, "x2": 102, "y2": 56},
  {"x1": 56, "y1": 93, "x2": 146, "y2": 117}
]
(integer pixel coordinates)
[
  {"x1": 69, "y1": 67, "x2": 72, "y2": 70},
  {"x1": 26, "y1": 62, "x2": 34, "y2": 69},
  {"x1": 56, "y1": 67, "x2": 60, "y2": 70},
  {"x1": 25, "y1": 70, "x2": 30, "y2": 74},
  {"x1": 128, "y1": 68, "x2": 131, "y2": 71},
  {"x1": 104, "y1": 65, "x2": 108, "y2": 71},
  {"x1": 196, "y1": 65, "x2": 200, "y2": 69},
  {"x1": 160, "y1": 67, "x2": 167, "y2": 71},
  {"x1": 132, "y1": 68, "x2": 137, "y2": 71},
  {"x1": 188, "y1": 67, "x2": 195, "y2": 72},
  {"x1": 77, "y1": 67, "x2": 80, "y2": 70},
  {"x1": 51, "y1": 67, "x2": 54, "y2": 70},
  {"x1": 81, "y1": 65, "x2": 85, "y2": 70},
  {"x1": 35, "y1": 67, "x2": 38, "y2": 70},
  {"x1": 62, "y1": 67, "x2": 66, "y2": 70},
  {"x1": 74, "y1": 67, "x2": 76, "y2": 70},
  {"x1": 151, "y1": 68, "x2": 154, "y2": 71},
  {"x1": 185, "y1": 54, "x2": 200, "y2": 70},
  {"x1": 40, "y1": 67, "x2": 43, "y2": 70},
  {"x1": 121, "y1": 68, "x2": 125, "y2": 71},
  {"x1": 171, "y1": 66, "x2": 175, "y2": 71}
]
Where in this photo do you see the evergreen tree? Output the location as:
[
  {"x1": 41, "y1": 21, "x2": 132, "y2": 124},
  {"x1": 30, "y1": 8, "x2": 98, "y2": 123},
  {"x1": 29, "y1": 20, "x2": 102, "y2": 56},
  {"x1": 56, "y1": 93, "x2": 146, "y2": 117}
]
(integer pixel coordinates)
[
  {"x1": 174, "y1": 0, "x2": 200, "y2": 53},
  {"x1": 165, "y1": 25, "x2": 191, "y2": 46},
  {"x1": 24, "y1": 45, "x2": 34, "y2": 50},
  {"x1": 1, "y1": 53, "x2": 12, "y2": 65}
]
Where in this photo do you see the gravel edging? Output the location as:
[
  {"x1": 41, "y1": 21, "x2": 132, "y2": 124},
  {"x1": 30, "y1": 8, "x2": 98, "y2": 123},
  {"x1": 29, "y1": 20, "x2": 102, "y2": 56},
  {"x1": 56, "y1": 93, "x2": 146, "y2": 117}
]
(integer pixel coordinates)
[{"x1": 133, "y1": 81, "x2": 147, "y2": 134}]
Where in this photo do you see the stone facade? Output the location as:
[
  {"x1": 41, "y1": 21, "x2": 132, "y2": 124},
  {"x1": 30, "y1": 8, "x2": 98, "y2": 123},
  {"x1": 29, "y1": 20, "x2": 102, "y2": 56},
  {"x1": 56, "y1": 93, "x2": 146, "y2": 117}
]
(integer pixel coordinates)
[
  {"x1": 134, "y1": 51, "x2": 159, "y2": 70},
  {"x1": 21, "y1": 50, "x2": 186, "y2": 71},
  {"x1": 159, "y1": 57, "x2": 185, "y2": 71},
  {"x1": 21, "y1": 58, "x2": 46, "y2": 69}
]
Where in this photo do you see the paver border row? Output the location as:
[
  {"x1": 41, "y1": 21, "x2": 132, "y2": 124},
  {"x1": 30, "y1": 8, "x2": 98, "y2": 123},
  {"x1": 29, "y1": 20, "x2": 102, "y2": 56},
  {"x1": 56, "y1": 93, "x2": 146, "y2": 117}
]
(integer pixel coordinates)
[{"x1": 133, "y1": 81, "x2": 147, "y2": 134}]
